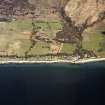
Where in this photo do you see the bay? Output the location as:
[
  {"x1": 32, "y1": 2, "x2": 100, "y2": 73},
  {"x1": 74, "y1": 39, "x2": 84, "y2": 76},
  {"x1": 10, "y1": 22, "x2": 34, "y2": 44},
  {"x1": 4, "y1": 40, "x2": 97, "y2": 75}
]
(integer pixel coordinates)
[{"x1": 0, "y1": 62, "x2": 105, "y2": 105}]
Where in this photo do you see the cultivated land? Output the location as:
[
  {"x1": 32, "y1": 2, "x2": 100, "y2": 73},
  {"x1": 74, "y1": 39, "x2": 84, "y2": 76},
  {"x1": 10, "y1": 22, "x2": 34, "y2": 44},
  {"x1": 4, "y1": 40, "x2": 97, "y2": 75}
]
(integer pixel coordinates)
[
  {"x1": 0, "y1": 18, "x2": 105, "y2": 60},
  {"x1": 83, "y1": 22, "x2": 105, "y2": 57},
  {"x1": 0, "y1": 19, "x2": 62, "y2": 57}
]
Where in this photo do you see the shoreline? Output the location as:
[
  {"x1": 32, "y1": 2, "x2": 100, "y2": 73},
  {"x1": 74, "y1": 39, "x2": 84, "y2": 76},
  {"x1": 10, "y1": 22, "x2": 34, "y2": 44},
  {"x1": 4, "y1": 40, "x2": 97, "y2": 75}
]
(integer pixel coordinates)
[
  {"x1": 0, "y1": 58, "x2": 105, "y2": 64},
  {"x1": 74, "y1": 58, "x2": 105, "y2": 64}
]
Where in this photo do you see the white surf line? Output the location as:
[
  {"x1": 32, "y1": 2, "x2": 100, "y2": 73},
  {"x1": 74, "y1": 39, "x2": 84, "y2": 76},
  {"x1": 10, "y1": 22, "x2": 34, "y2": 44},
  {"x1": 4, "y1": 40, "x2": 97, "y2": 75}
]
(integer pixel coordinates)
[
  {"x1": 0, "y1": 60, "x2": 72, "y2": 64},
  {"x1": 0, "y1": 58, "x2": 105, "y2": 64},
  {"x1": 74, "y1": 58, "x2": 105, "y2": 64}
]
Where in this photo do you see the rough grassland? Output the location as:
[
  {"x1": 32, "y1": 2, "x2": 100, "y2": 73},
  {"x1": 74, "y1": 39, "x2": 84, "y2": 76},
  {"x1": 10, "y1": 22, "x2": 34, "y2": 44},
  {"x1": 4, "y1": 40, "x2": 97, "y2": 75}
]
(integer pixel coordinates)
[
  {"x1": 0, "y1": 19, "x2": 105, "y2": 57},
  {"x1": 83, "y1": 22, "x2": 105, "y2": 57},
  {"x1": 0, "y1": 19, "x2": 62, "y2": 57}
]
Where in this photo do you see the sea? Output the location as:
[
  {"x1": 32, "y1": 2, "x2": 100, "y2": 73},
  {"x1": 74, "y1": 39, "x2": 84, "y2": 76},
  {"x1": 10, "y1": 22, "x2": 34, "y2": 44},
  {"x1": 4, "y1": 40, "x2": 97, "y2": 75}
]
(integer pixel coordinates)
[{"x1": 0, "y1": 62, "x2": 105, "y2": 105}]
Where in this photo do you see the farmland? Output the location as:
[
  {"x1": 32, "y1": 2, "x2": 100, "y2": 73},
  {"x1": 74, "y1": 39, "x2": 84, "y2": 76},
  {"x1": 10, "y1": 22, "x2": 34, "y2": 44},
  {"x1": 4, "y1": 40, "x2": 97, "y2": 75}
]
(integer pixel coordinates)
[{"x1": 0, "y1": 18, "x2": 105, "y2": 59}]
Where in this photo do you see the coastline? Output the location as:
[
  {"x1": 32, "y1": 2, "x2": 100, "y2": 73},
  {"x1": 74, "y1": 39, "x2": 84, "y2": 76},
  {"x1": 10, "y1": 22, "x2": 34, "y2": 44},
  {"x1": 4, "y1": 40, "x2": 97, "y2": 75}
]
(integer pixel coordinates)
[
  {"x1": 74, "y1": 58, "x2": 105, "y2": 64},
  {"x1": 0, "y1": 57, "x2": 105, "y2": 64}
]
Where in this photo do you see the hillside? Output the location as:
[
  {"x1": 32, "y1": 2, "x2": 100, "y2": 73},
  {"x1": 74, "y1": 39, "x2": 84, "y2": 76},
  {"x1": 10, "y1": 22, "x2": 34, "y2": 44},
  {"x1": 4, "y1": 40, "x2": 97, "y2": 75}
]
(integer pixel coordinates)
[
  {"x1": 56, "y1": 0, "x2": 105, "y2": 57},
  {"x1": 0, "y1": 0, "x2": 105, "y2": 61}
]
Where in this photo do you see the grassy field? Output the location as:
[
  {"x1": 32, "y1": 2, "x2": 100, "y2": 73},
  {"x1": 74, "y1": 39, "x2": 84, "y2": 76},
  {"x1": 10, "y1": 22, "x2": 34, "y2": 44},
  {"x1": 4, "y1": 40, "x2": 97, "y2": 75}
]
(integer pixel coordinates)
[
  {"x1": 83, "y1": 32, "x2": 103, "y2": 51},
  {"x1": 28, "y1": 42, "x2": 50, "y2": 55},
  {"x1": 61, "y1": 43, "x2": 76, "y2": 54},
  {"x1": 83, "y1": 22, "x2": 105, "y2": 57},
  {"x1": 0, "y1": 19, "x2": 105, "y2": 57},
  {"x1": 0, "y1": 19, "x2": 62, "y2": 56}
]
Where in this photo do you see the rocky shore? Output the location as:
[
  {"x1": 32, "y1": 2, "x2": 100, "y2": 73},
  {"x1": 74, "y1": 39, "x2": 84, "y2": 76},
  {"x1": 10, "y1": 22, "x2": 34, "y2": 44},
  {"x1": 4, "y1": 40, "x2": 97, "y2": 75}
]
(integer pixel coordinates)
[{"x1": 0, "y1": 57, "x2": 105, "y2": 64}]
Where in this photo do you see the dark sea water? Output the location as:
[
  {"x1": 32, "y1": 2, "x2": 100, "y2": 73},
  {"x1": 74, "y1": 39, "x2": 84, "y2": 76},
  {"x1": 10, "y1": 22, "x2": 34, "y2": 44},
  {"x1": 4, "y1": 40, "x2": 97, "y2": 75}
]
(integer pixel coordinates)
[{"x1": 0, "y1": 62, "x2": 105, "y2": 105}]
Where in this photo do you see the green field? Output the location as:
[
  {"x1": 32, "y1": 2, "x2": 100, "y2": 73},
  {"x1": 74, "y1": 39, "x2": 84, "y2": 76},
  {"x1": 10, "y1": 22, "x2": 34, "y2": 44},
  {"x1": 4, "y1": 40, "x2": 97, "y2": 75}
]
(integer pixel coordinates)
[
  {"x1": 83, "y1": 22, "x2": 105, "y2": 57},
  {"x1": 61, "y1": 43, "x2": 76, "y2": 54},
  {"x1": 0, "y1": 19, "x2": 62, "y2": 57},
  {"x1": 0, "y1": 19, "x2": 105, "y2": 58}
]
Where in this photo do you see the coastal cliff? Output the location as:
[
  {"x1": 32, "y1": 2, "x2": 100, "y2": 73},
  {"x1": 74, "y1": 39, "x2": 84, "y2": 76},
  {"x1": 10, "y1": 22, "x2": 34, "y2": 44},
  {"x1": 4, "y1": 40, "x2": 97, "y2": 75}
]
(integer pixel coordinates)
[{"x1": 64, "y1": 0, "x2": 105, "y2": 27}]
